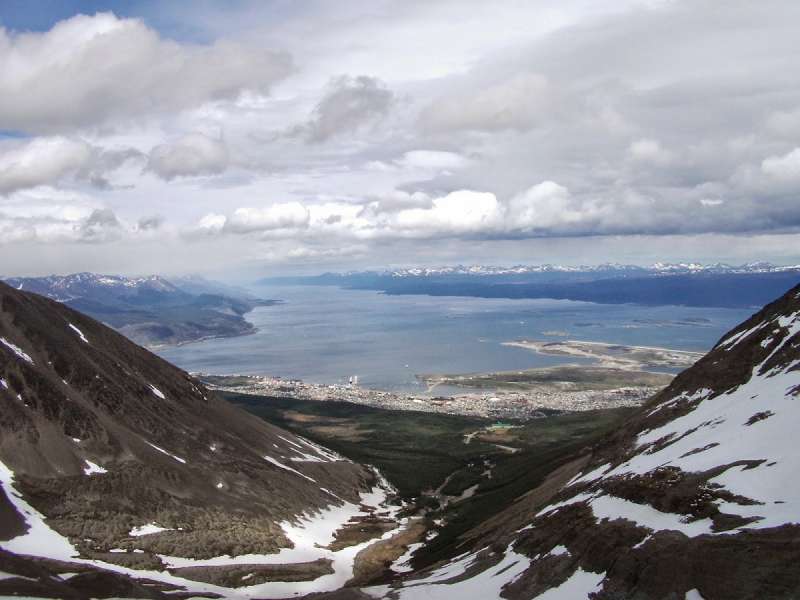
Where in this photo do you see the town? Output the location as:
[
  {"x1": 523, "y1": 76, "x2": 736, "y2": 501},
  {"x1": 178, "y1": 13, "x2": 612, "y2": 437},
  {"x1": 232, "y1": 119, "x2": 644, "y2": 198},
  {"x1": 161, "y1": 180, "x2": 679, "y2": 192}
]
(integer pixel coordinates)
[{"x1": 200, "y1": 374, "x2": 658, "y2": 419}]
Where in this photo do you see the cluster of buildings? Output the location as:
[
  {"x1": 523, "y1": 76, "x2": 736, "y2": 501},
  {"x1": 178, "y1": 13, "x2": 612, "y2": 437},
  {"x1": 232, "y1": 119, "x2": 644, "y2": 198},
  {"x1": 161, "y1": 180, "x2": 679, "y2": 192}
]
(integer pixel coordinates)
[{"x1": 206, "y1": 374, "x2": 656, "y2": 419}]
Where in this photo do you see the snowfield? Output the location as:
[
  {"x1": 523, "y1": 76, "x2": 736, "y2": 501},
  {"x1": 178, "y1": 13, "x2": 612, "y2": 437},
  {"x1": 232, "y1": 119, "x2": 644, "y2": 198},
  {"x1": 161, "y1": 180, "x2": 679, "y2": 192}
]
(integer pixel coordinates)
[{"x1": 0, "y1": 455, "x2": 403, "y2": 599}]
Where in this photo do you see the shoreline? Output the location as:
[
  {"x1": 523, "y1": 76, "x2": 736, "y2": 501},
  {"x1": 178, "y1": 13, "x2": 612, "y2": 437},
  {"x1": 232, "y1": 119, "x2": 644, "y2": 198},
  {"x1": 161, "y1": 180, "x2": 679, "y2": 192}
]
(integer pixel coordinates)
[{"x1": 201, "y1": 373, "x2": 659, "y2": 419}]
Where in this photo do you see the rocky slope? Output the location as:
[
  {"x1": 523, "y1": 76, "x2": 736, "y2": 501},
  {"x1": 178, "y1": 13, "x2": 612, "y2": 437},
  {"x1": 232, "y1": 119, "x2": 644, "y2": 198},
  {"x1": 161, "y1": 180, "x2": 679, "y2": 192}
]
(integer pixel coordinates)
[
  {"x1": 0, "y1": 281, "x2": 400, "y2": 599},
  {"x1": 366, "y1": 282, "x2": 800, "y2": 599},
  {"x1": 1, "y1": 273, "x2": 275, "y2": 346}
]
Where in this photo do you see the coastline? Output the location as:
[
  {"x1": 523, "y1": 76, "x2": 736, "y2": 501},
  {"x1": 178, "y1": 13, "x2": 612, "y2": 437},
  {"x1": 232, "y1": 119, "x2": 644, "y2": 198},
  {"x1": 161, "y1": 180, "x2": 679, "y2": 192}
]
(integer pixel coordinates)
[{"x1": 201, "y1": 373, "x2": 659, "y2": 419}]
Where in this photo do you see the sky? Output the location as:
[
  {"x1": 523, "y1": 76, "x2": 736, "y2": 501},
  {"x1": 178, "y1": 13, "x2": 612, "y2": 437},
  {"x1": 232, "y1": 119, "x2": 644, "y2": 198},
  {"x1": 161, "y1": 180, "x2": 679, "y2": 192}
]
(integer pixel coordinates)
[{"x1": 1, "y1": 0, "x2": 800, "y2": 278}]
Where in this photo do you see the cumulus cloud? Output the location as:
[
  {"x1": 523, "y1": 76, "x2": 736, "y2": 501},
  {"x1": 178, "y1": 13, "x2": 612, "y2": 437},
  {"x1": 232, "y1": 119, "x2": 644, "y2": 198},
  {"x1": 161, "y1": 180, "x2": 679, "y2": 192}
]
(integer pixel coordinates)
[
  {"x1": 147, "y1": 133, "x2": 229, "y2": 180},
  {"x1": 0, "y1": 137, "x2": 92, "y2": 195},
  {"x1": 285, "y1": 244, "x2": 367, "y2": 260},
  {"x1": 506, "y1": 181, "x2": 590, "y2": 232},
  {"x1": 389, "y1": 190, "x2": 503, "y2": 236},
  {"x1": 225, "y1": 202, "x2": 310, "y2": 233},
  {"x1": 295, "y1": 75, "x2": 394, "y2": 142},
  {"x1": 0, "y1": 12, "x2": 291, "y2": 132},
  {"x1": 419, "y1": 73, "x2": 551, "y2": 132},
  {"x1": 761, "y1": 148, "x2": 800, "y2": 180},
  {"x1": 0, "y1": 188, "x2": 126, "y2": 244}
]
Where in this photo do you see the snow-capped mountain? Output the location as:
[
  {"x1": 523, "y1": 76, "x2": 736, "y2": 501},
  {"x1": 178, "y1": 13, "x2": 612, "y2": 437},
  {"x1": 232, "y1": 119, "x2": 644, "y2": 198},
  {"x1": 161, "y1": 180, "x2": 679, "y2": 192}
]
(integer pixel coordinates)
[
  {"x1": 1, "y1": 272, "x2": 274, "y2": 347},
  {"x1": 385, "y1": 262, "x2": 800, "y2": 278},
  {"x1": 3, "y1": 272, "x2": 180, "y2": 302},
  {"x1": 371, "y1": 283, "x2": 800, "y2": 599},
  {"x1": 0, "y1": 281, "x2": 398, "y2": 599}
]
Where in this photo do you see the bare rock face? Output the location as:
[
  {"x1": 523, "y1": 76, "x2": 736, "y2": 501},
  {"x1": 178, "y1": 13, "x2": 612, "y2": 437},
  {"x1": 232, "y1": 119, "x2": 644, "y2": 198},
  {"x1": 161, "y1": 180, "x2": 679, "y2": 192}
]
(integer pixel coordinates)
[
  {"x1": 376, "y1": 283, "x2": 800, "y2": 599},
  {"x1": 0, "y1": 281, "x2": 382, "y2": 597}
]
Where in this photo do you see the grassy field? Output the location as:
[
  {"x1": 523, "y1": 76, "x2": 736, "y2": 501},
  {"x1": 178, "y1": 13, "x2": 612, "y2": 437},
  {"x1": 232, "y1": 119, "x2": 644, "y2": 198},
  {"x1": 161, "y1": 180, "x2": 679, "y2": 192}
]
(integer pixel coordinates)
[
  {"x1": 224, "y1": 391, "x2": 498, "y2": 498},
  {"x1": 226, "y1": 391, "x2": 635, "y2": 504},
  {"x1": 228, "y1": 391, "x2": 638, "y2": 573}
]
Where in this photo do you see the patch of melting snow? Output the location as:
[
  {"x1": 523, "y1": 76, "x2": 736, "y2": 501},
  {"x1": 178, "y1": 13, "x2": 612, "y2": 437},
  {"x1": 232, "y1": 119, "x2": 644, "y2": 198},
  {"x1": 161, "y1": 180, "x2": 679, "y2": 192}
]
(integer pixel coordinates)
[
  {"x1": 391, "y1": 529, "x2": 439, "y2": 574},
  {"x1": 0, "y1": 570, "x2": 37, "y2": 581},
  {"x1": 148, "y1": 384, "x2": 166, "y2": 400},
  {"x1": 145, "y1": 441, "x2": 187, "y2": 464},
  {"x1": 156, "y1": 469, "x2": 402, "y2": 598},
  {"x1": 0, "y1": 460, "x2": 79, "y2": 560},
  {"x1": 68, "y1": 323, "x2": 89, "y2": 344},
  {"x1": 264, "y1": 455, "x2": 316, "y2": 482},
  {"x1": 494, "y1": 444, "x2": 520, "y2": 454},
  {"x1": 1, "y1": 456, "x2": 404, "y2": 599},
  {"x1": 377, "y1": 544, "x2": 531, "y2": 599},
  {"x1": 531, "y1": 568, "x2": 606, "y2": 599},
  {"x1": 83, "y1": 460, "x2": 107, "y2": 475},
  {"x1": 130, "y1": 523, "x2": 172, "y2": 537},
  {"x1": 0, "y1": 337, "x2": 34, "y2": 364},
  {"x1": 0, "y1": 378, "x2": 7, "y2": 390},
  {"x1": 538, "y1": 322, "x2": 800, "y2": 536},
  {"x1": 685, "y1": 589, "x2": 706, "y2": 600},
  {"x1": 588, "y1": 493, "x2": 714, "y2": 537}
]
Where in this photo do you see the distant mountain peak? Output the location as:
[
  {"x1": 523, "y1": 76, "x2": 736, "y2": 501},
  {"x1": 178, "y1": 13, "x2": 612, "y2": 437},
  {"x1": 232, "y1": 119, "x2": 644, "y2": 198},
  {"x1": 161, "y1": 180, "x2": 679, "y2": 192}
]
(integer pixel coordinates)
[{"x1": 371, "y1": 261, "x2": 795, "y2": 278}]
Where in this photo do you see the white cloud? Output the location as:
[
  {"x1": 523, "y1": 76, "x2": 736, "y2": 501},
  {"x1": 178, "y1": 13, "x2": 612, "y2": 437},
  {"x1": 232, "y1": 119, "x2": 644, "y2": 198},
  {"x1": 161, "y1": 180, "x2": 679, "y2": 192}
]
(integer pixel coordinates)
[
  {"x1": 226, "y1": 202, "x2": 310, "y2": 233},
  {"x1": 0, "y1": 137, "x2": 91, "y2": 195},
  {"x1": 628, "y1": 138, "x2": 673, "y2": 165},
  {"x1": 389, "y1": 190, "x2": 503, "y2": 236},
  {"x1": 0, "y1": 13, "x2": 291, "y2": 132},
  {"x1": 398, "y1": 150, "x2": 471, "y2": 171},
  {"x1": 761, "y1": 148, "x2": 800, "y2": 180},
  {"x1": 419, "y1": 73, "x2": 552, "y2": 132},
  {"x1": 147, "y1": 133, "x2": 229, "y2": 180},
  {"x1": 0, "y1": 187, "x2": 124, "y2": 244},
  {"x1": 507, "y1": 181, "x2": 587, "y2": 231}
]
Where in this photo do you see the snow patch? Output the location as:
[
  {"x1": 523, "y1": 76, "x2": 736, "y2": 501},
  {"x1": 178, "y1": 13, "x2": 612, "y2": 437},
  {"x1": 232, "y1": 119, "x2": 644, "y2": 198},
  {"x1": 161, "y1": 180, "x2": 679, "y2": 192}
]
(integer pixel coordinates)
[
  {"x1": 146, "y1": 441, "x2": 187, "y2": 464},
  {"x1": 378, "y1": 544, "x2": 531, "y2": 599},
  {"x1": 130, "y1": 523, "x2": 172, "y2": 537},
  {"x1": 148, "y1": 384, "x2": 166, "y2": 400},
  {"x1": 68, "y1": 323, "x2": 89, "y2": 344},
  {"x1": 83, "y1": 461, "x2": 107, "y2": 475},
  {"x1": 532, "y1": 568, "x2": 606, "y2": 599},
  {"x1": 0, "y1": 337, "x2": 34, "y2": 364},
  {"x1": 0, "y1": 460, "x2": 79, "y2": 560},
  {"x1": 263, "y1": 456, "x2": 316, "y2": 483}
]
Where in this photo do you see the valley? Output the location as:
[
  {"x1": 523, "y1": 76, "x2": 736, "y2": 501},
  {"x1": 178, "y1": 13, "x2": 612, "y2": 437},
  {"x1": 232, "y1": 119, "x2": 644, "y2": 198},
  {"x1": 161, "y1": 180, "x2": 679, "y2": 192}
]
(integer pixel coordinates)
[
  {"x1": 1, "y1": 279, "x2": 799, "y2": 599},
  {"x1": 225, "y1": 389, "x2": 636, "y2": 580}
]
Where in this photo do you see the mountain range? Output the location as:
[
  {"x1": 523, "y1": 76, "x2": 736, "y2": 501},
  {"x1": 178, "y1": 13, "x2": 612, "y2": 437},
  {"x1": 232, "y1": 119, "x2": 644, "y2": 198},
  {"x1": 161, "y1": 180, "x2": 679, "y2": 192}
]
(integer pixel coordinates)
[
  {"x1": 0, "y1": 279, "x2": 798, "y2": 598},
  {"x1": 266, "y1": 263, "x2": 800, "y2": 309},
  {"x1": 384, "y1": 262, "x2": 800, "y2": 278},
  {"x1": 1, "y1": 273, "x2": 276, "y2": 347}
]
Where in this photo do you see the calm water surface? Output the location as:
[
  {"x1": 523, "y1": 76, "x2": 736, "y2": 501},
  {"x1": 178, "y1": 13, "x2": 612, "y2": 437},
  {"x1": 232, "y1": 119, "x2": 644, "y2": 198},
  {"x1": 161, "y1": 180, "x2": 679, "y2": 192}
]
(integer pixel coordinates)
[{"x1": 157, "y1": 284, "x2": 754, "y2": 393}]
